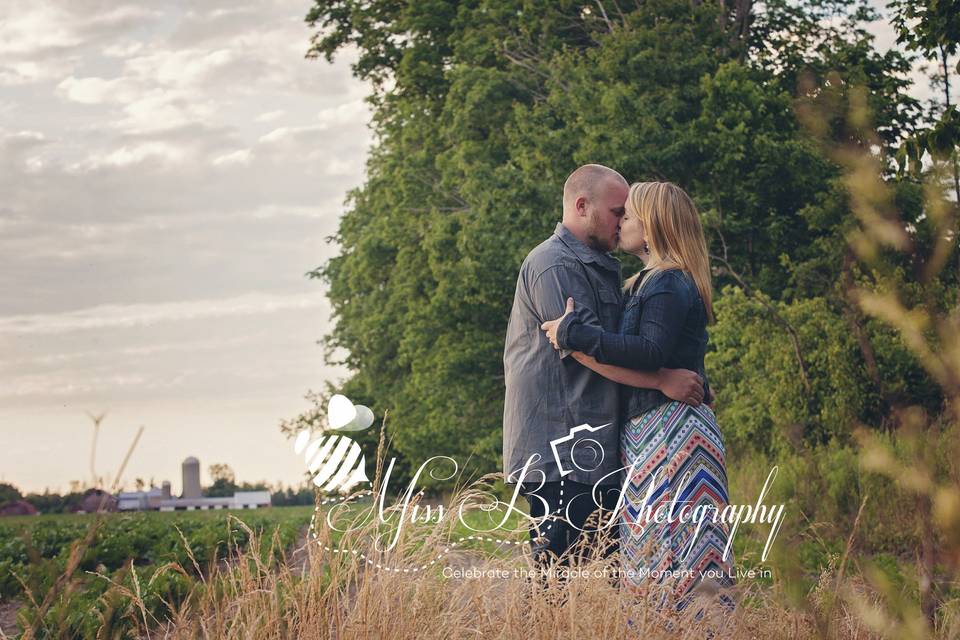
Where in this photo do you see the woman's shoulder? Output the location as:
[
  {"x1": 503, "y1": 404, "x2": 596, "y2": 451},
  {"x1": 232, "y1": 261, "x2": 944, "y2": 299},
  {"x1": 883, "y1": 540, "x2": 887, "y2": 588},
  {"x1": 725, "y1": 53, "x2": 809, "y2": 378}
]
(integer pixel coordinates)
[
  {"x1": 637, "y1": 270, "x2": 699, "y2": 312},
  {"x1": 641, "y1": 268, "x2": 691, "y2": 292}
]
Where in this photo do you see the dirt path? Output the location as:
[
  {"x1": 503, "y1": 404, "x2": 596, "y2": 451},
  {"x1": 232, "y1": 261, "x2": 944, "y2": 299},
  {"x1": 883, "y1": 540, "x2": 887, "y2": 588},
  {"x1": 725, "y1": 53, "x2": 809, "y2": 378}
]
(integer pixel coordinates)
[
  {"x1": 285, "y1": 523, "x2": 312, "y2": 575},
  {"x1": 0, "y1": 600, "x2": 21, "y2": 638}
]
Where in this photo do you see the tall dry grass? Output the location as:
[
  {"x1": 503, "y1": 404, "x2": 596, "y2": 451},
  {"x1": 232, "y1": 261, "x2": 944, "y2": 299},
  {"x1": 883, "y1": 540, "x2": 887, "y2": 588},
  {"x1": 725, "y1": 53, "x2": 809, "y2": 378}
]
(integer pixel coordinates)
[
  {"x1": 26, "y1": 411, "x2": 938, "y2": 640},
  {"x1": 71, "y1": 476, "x2": 895, "y2": 640}
]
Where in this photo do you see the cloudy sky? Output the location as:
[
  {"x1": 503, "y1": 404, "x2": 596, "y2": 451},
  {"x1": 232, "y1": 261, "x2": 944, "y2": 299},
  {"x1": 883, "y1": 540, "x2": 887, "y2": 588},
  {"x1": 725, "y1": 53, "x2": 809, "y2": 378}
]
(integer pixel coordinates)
[
  {"x1": 0, "y1": 0, "x2": 370, "y2": 494},
  {"x1": 0, "y1": 1, "x2": 939, "y2": 497}
]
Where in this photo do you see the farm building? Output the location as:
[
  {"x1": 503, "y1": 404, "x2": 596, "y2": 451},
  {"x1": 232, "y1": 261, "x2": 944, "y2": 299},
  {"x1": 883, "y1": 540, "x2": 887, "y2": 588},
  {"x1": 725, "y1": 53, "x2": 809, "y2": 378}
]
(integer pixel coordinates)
[{"x1": 117, "y1": 457, "x2": 271, "y2": 511}]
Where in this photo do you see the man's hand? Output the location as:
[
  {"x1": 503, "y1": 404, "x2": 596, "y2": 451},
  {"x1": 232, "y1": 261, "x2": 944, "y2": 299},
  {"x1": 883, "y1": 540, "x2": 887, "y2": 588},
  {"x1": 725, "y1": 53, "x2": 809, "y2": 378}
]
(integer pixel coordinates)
[
  {"x1": 658, "y1": 368, "x2": 704, "y2": 406},
  {"x1": 540, "y1": 297, "x2": 575, "y2": 350}
]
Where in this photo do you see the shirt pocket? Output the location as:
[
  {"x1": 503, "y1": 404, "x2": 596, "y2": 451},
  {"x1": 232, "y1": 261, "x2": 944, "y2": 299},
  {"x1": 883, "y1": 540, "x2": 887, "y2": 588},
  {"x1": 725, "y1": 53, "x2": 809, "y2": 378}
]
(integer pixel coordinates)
[
  {"x1": 597, "y1": 287, "x2": 621, "y2": 332},
  {"x1": 534, "y1": 361, "x2": 565, "y2": 423},
  {"x1": 619, "y1": 294, "x2": 641, "y2": 334}
]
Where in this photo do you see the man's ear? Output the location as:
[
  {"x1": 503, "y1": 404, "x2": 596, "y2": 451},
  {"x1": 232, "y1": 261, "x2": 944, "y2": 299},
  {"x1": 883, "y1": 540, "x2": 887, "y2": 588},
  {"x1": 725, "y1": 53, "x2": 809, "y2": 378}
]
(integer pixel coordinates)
[{"x1": 575, "y1": 195, "x2": 588, "y2": 216}]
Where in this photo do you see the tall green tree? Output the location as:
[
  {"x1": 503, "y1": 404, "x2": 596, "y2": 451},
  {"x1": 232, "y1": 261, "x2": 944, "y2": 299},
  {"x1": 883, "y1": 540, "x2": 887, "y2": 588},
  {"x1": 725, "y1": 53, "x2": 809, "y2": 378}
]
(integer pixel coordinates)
[{"x1": 299, "y1": 0, "x2": 936, "y2": 486}]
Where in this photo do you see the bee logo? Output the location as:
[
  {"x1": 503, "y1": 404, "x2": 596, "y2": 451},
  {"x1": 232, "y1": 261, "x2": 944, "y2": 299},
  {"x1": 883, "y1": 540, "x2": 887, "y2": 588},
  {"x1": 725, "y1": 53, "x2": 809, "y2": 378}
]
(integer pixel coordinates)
[{"x1": 294, "y1": 394, "x2": 374, "y2": 493}]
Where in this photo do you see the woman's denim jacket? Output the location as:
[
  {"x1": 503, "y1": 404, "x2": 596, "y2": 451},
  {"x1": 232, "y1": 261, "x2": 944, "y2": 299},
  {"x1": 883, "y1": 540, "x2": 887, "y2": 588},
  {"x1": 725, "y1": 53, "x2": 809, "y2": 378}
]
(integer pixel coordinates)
[{"x1": 558, "y1": 268, "x2": 710, "y2": 420}]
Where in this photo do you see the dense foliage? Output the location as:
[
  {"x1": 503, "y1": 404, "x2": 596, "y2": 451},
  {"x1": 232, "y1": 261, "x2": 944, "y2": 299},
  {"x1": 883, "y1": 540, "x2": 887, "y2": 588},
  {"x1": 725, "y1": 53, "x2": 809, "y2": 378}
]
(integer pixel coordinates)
[{"x1": 300, "y1": 0, "x2": 956, "y2": 487}]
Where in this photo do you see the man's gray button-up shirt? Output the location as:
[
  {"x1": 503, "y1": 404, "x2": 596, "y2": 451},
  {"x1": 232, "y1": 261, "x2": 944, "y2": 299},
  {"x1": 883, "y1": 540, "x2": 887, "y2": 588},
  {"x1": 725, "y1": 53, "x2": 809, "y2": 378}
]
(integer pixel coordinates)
[{"x1": 502, "y1": 223, "x2": 623, "y2": 487}]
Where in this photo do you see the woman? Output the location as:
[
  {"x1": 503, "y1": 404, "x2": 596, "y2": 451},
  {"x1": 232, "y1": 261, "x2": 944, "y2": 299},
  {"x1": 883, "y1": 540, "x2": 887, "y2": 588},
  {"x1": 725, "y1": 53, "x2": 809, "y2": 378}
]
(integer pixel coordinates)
[{"x1": 541, "y1": 181, "x2": 734, "y2": 608}]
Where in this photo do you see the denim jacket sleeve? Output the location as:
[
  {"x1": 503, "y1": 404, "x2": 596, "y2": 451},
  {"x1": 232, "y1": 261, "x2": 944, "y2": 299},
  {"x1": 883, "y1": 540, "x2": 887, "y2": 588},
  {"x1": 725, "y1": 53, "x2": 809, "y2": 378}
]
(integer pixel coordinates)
[{"x1": 558, "y1": 270, "x2": 689, "y2": 370}]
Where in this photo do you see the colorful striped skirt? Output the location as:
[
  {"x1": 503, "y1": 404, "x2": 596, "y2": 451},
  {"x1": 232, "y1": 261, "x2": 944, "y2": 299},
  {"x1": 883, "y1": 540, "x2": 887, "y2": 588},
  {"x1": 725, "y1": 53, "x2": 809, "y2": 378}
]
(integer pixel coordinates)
[{"x1": 619, "y1": 400, "x2": 735, "y2": 607}]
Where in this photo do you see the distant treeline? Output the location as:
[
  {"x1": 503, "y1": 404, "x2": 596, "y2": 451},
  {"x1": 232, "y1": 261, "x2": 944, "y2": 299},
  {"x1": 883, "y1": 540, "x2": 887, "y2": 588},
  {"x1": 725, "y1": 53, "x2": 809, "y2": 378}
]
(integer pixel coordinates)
[{"x1": 0, "y1": 481, "x2": 316, "y2": 514}]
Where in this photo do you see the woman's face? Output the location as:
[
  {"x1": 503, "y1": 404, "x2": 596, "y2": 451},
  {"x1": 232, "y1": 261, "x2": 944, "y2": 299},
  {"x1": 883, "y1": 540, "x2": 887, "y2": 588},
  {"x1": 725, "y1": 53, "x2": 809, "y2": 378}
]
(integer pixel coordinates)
[{"x1": 617, "y1": 204, "x2": 649, "y2": 263}]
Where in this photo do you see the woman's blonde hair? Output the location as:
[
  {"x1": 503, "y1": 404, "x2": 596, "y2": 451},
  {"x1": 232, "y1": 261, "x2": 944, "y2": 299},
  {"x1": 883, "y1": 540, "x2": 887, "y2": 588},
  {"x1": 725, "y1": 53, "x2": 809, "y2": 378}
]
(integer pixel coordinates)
[{"x1": 623, "y1": 181, "x2": 714, "y2": 323}]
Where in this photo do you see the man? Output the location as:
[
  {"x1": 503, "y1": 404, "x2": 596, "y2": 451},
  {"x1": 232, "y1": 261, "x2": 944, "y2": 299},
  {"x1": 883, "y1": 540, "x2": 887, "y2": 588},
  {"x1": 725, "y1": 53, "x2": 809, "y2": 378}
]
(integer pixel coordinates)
[{"x1": 502, "y1": 164, "x2": 704, "y2": 570}]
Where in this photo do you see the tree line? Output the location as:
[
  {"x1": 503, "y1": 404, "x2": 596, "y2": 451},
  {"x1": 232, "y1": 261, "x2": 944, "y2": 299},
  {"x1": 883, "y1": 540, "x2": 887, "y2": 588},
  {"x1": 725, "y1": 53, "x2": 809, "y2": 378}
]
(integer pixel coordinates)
[{"x1": 292, "y1": 0, "x2": 959, "y2": 489}]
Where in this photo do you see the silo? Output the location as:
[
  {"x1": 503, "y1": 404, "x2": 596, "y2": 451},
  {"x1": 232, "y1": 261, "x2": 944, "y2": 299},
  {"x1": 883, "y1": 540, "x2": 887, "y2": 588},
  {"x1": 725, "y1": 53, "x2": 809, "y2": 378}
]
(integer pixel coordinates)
[
  {"x1": 161, "y1": 481, "x2": 172, "y2": 500},
  {"x1": 181, "y1": 456, "x2": 201, "y2": 499}
]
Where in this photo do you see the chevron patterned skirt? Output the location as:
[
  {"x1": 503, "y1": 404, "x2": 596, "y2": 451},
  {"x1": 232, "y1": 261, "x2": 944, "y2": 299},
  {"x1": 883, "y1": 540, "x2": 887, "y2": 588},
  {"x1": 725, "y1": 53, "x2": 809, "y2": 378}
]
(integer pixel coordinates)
[{"x1": 619, "y1": 400, "x2": 735, "y2": 606}]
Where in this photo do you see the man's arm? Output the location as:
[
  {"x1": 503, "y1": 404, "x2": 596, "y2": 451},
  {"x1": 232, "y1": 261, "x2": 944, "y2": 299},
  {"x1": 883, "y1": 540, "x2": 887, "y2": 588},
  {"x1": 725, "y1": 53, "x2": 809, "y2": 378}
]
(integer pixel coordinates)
[
  {"x1": 571, "y1": 352, "x2": 704, "y2": 405},
  {"x1": 529, "y1": 262, "x2": 603, "y2": 360}
]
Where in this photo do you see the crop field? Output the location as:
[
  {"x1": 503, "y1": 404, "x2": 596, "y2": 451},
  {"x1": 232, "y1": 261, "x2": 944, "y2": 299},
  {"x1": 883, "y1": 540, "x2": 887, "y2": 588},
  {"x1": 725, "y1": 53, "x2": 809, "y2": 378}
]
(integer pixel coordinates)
[{"x1": 0, "y1": 506, "x2": 314, "y2": 636}]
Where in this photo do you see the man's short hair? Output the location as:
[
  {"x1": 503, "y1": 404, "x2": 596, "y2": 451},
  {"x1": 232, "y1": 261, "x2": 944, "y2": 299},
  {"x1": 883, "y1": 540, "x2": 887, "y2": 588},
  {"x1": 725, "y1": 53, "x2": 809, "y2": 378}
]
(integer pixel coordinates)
[{"x1": 562, "y1": 164, "x2": 627, "y2": 209}]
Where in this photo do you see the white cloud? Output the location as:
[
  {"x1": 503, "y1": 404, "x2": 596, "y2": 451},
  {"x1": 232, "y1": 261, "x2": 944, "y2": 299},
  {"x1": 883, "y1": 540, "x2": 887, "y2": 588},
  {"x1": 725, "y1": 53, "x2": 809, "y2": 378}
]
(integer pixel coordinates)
[
  {"x1": 0, "y1": 291, "x2": 329, "y2": 335},
  {"x1": 117, "y1": 89, "x2": 219, "y2": 133},
  {"x1": 323, "y1": 157, "x2": 358, "y2": 175},
  {"x1": 316, "y1": 99, "x2": 369, "y2": 127},
  {"x1": 6, "y1": 373, "x2": 150, "y2": 397},
  {"x1": 102, "y1": 40, "x2": 144, "y2": 58},
  {"x1": 1, "y1": 129, "x2": 52, "y2": 164},
  {"x1": 73, "y1": 140, "x2": 189, "y2": 170},
  {"x1": 23, "y1": 156, "x2": 47, "y2": 173},
  {"x1": 0, "y1": 3, "x2": 163, "y2": 88},
  {"x1": 3, "y1": 129, "x2": 47, "y2": 145},
  {"x1": 246, "y1": 204, "x2": 327, "y2": 219},
  {"x1": 0, "y1": 61, "x2": 54, "y2": 86},
  {"x1": 258, "y1": 124, "x2": 329, "y2": 145},
  {"x1": 256, "y1": 109, "x2": 285, "y2": 123},
  {"x1": 212, "y1": 147, "x2": 253, "y2": 166},
  {"x1": 125, "y1": 47, "x2": 239, "y2": 88},
  {"x1": 6, "y1": 334, "x2": 255, "y2": 368},
  {"x1": 258, "y1": 125, "x2": 296, "y2": 144},
  {"x1": 0, "y1": 3, "x2": 161, "y2": 57},
  {"x1": 80, "y1": 5, "x2": 163, "y2": 31},
  {"x1": 57, "y1": 75, "x2": 137, "y2": 104},
  {"x1": 0, "y1": 4, "x2": 85, "y2": 56}
]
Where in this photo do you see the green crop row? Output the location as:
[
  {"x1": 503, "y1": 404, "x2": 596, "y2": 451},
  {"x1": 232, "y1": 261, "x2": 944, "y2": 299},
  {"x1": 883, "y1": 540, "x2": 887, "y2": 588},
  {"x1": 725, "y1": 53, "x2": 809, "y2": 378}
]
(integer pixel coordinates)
[{"x1": 0, "y1": 506, "x2": 314, "y2": 602}]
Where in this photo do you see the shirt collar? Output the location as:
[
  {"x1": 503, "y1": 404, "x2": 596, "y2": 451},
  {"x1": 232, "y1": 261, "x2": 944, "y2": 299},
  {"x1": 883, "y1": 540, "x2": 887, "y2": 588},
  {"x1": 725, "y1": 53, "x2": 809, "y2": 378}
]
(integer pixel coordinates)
[{"x1": 554, "y1": 222, "x2": 621, "y2": 274}]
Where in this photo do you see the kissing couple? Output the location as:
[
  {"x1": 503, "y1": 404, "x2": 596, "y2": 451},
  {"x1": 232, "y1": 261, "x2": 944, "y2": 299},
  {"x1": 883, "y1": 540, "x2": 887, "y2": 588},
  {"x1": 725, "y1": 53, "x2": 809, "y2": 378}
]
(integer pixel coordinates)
[{"x1": 502, "y1": 164, "x2": 735, "y2": 604}]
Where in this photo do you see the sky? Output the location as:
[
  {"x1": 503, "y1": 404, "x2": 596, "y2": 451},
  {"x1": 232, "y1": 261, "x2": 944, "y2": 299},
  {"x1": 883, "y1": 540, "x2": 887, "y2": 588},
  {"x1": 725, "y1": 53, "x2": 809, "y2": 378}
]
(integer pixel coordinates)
[
  {"x1": 0, "y1": 0, "x2": 369, "y2": 494},
  {"x1": 0, "y1": 1, "x2": 943, "y2": 497}
]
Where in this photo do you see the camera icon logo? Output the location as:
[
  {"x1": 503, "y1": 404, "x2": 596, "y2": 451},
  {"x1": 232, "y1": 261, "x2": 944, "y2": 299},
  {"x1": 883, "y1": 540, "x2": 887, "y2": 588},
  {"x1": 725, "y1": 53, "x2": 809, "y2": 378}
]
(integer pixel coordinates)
[{"x1": 548, "y1": 422, "x2": 613, "y2": 477}]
